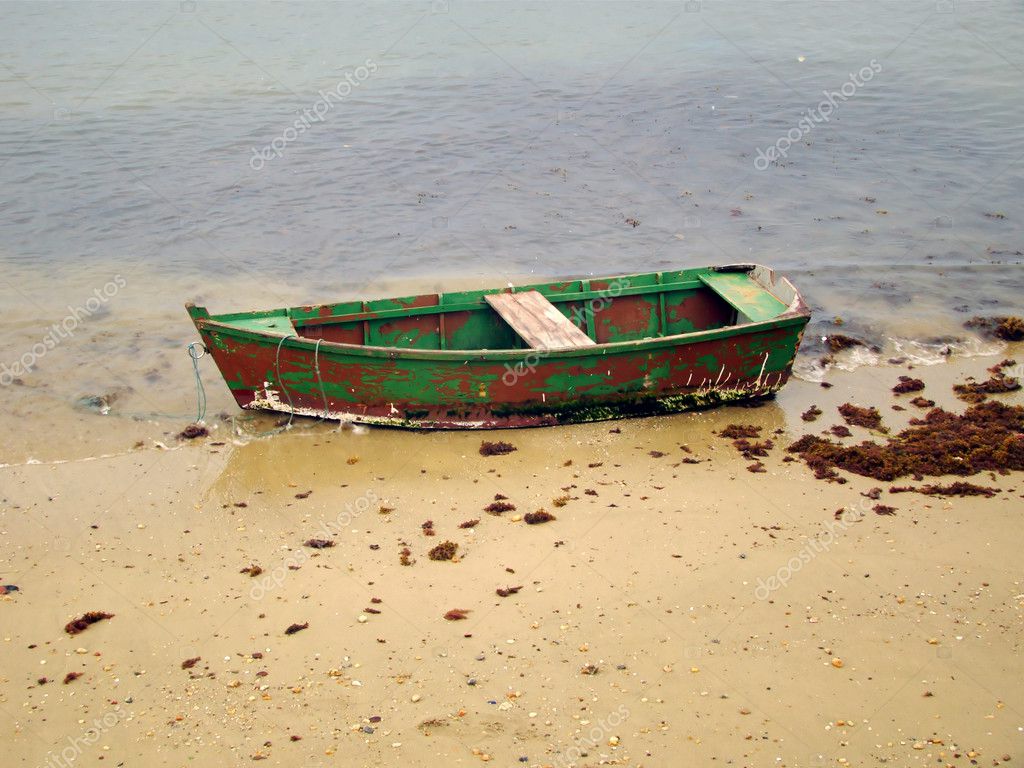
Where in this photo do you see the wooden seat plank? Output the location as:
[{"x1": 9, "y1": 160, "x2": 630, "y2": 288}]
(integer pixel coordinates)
[
  {"x1": 485, "y1": 291, "x2": 596, "y2": 350},
  {"x1": 698, "y1": 272, "x2": 786, "y2": 323}
]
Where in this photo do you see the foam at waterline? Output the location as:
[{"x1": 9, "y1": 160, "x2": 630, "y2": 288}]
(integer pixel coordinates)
[
  {"x1": 890, "y1": 336, "x2": 1006, "y2": 366},
  {"x1": 792, "y1": 335, "x2": 1008, "y2": 383}
]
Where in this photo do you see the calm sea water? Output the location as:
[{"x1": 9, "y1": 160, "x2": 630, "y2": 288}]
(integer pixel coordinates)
[{"x1": 1, "y1": 1, "x2": 1021, "y2": 458}]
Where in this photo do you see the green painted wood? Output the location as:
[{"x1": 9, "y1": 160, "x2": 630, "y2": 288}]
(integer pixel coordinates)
[
  {"x1": 656, "y1": 272, "x2": 667, "y2": 337},
  {"x1": 698, "y1": 272, "x2": 786, "y2": 322},
  {"x1": 290, "y1": 280, "x2": 705, "y2": 327}
]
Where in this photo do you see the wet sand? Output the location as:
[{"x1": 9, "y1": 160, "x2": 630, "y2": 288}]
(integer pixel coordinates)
[{"x1": 2, "y1": 349, "x2": 1023, "y2": 767}]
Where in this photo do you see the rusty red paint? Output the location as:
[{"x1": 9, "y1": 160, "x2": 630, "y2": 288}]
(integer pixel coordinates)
[{"x1": 188, "y1": 265, "x2": 810, "y2": 429}]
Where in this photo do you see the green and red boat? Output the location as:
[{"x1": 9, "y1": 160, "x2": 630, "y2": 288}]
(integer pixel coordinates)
[{"x1": 186, "y1": 264, "x2": 810, "y2": 429}]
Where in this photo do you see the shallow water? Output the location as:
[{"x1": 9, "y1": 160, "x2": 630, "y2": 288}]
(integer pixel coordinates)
[{"x1": 1, "y1": 1, "x2": 1021, "y2": 460}]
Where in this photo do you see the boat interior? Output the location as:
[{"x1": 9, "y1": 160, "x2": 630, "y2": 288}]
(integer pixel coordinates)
[{"x1": 209, "y1": 267, "x2": 792, "y2": 352}]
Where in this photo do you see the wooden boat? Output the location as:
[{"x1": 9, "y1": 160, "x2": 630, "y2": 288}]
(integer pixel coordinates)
[{"x1": 186, "y1": 264, "x2": 810, "y2": 429}]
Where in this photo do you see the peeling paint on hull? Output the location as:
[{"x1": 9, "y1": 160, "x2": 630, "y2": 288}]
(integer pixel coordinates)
[
  {"x1": 187, "y1": 264, "x2": 811, "y2": 430},
  {"x1": 248, "y1": 380, "x2": 788, "y2": 429}
]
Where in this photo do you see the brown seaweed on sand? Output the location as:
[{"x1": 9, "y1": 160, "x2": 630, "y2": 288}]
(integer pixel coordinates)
[
  {"x1": 830, "y1": 424, "x2": 853, "y2": 438},
  {"x1": 788, "y1": 401, "x2": 1024, "y2": 482},
  {"x1": 304, "y1": 538, "x2": 335, "y2": 549},
  {"x1": 63, "y1": 672, "x2": 82, "y2": 684},
  {"x1": 421, "y1": 520, "x2": 436, "y2": 536},
  {"x1": 838, "y1": 403, "x2": 885, "y2": 431},
  {"x1": 181, "y1": 657, "x2": 201, "y2": 669},
  {"x1": 889, "y1": 481, "x2": 998, "y2": 498},
  {"x1": 824, "y1": 334, "x2": 866, "y2": 353},
  {"x1": 733, "y1": 439, "x2": 773, "y2": 458},
  {"x1": 65, "y1": 611, "x2": 114, "y2": 635},
  {"x1": 524, "y1": 510, "x2": 556, "y2": 525},
  {"x1": 485, "y1": 501, "x2": 516, "y2": 515},
  {"x1": 399, "y1": 547, "x2": 414, "y2": 566},
  {"x1": 428, "y1": 541, "x2": 458, "y2": 561},
  {"x1": 240, "y1": 564, "x2": 263, "y2": 577},
  {"x1": 746, "y1": 461, "x2": 767, "y2": 473},
  {"x1": 444, "y1": 609, "x2": 470, "y2": 620},
  {"x1": 801, "y1": 405, "x2": 823, "y2": 422},
  {"x1": 720, "y1": 424, "x2": 760, "y2": 439},
  {"x1": 965, "y1": 315, "x2": 1024, "y2": 341},
  {"x1": 284, "y1": 622, "x2": 309, "y2": 635},
  {"x1": 893, "y1": 376, "x2": 925, "y2": 394},
  {"x1": 177, "y1": 423, "x2": 209, "y2": 440},
  {"x1": 480, "y1": 441, "x2": 516, "y2": 456},
  {"x1": 496, "y1": 586, "x2": 523, "y2": 597},
  {"x1": 458, "y1": 519, "x2": 480, "y2": 529},
  {"x1": 953, "y1": 372, "x2": 1020, "y2": 403},
  {"x1": 861, "y1": 487, "x2": 882, "y2": 500},
  {"x1": 873, "y1": 505, "x2": 897, "y2": 516},
  {"x1": 909, "y1": 396, "x2": 935, "y2": 408}
]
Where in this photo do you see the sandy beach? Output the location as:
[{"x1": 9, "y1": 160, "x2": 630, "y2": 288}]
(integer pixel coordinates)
[
  {"x1": 2, "y1": 5, "x2": 1024, "y2": 765},
  {"x1": 3, "y1": 346, "x2": 1022, "y2": 767}
]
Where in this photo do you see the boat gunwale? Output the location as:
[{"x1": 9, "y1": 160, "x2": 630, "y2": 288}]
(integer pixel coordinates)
[
  {"x1": 189, "y1": 264, "x2": 810, "y2": 362},
  {"x1": 194, "y1": 311, "x2": 808, "y2": 363}
]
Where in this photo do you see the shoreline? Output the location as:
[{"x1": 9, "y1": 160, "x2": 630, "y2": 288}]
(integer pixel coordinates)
[{"x1": 2, "y1": 345, "x2": 1022, "y2": 767}]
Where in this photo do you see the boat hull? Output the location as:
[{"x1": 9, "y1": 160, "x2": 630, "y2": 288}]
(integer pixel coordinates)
[{"x1": 192, "y1": 319, "x2": 807, "y2": 429}]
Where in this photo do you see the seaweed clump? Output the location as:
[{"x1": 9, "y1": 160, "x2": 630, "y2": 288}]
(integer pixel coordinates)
[
  {"x1": 825, "y1": 334, "x2": 865, "y2": 353},
  {"x1": 428, "y1": 541, "x2": 458, "y2": 561},
  {"x1": 788, "y1": 401, "x2": 1024, "y2": 482},
  {"x1": 909, "y1": 396, "x2": 935, "y2": 408},
  {"x1": 889, "y1": 481, "x2": 998, "y2": 498},
  {"x1": 720, "y1": 424, "x2": 760, "y2": 439},
  {"x1": 838, "y1": 403, "x2": 885, "y2": 431},
  {"x1": 524, "y1": 510, "x2": 556, "y2": 525},
  {"x1": 892, "y1": 377, "x2": 925, "y2": 394},
  {"x1": 178, "y1": 423, "x2": 209, "y2": 440},
  {"x1": 733, "y1": 439, "x2": 773, "y2": 458},
  {"x1": 65, "y1": 611, "x2": 114, "y2": 635},
  {"x1": 801, "y1": 405, "x2": 823, "y2": 422},
  {"x1": 485, "y1": 501, "x2": 516, "y2": 515},
  {"x1": 953, "y1": 372, "x2": 1020, "y2": 403},
  {"x1": 480, "y1": 441, "x2": 516, "y2": 456},
  {"x1": 965, "y1": 315, "x2": 1024, "y2": 341},
  {"x1": 284, "y1": 622, "x2": 308, "y2": 635},
  {"x1": 304, "y1": 538, "x2": 335, "y2": 549}
]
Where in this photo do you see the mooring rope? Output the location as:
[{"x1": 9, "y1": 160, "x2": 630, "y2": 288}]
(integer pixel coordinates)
[
  {"x1": 274, "y1": 333, "x2": 298, "y2": 429},
  {"x1": 187, "y1": 342, "x2": 207, "y2": 423},
  {"x1": 312, "y1": 338, "x2": 330, "y2": 419}
]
